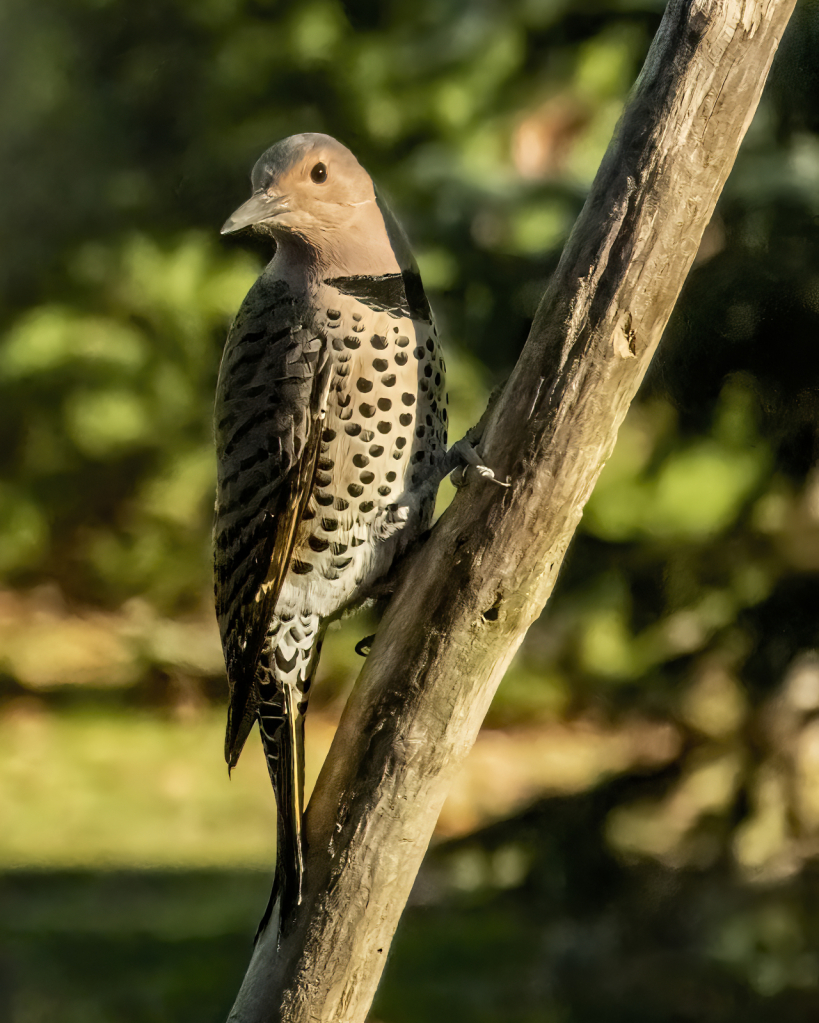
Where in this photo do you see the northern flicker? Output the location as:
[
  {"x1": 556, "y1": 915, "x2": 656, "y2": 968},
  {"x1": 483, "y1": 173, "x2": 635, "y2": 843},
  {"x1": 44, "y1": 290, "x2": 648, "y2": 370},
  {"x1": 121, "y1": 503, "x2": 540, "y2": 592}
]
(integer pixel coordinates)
[{"x1": 214, "y1": 133, "x2": 501, "y2": 935}]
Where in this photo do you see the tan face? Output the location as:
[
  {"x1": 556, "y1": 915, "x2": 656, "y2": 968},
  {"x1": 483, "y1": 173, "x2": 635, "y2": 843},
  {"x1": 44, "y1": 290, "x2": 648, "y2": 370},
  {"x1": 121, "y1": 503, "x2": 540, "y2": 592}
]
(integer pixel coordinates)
[{"x1": 222, "y1": 133, "x2": 377, "y2": 240}]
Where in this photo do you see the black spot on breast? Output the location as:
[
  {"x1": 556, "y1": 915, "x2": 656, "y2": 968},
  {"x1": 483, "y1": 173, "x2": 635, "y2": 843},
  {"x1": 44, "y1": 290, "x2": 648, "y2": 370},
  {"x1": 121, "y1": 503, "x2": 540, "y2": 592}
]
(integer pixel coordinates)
[
  {"x1": 331, "y1": 542, "x2": 348, "y2": 555},
  {"x1": 395, "y1": 352, "x2": 408, "y2": 366},
  {"x1": 351, "y1": 536, "x2": 364, "y2": 547},
  {"x1": 360, "y1": 404, "x2": 376, "y2": 418},
  {"x1": 353, "y1": 454, "x2": 369, "y2": 468},
  {"x1": 292, "y1": 561, "x2": 313, "y2": 575},
  {"x1": 352, "y1": 312, "x2": 363, "y2": 322},
  {"x1": 372, "y1": 359, "x2": 389, "y2": 372},
  {"x1": 378, "y1": 486, "x2": 391, "y2": 496},
  {"x1": 348, "y1": 483, "x2": 364, "y2": 497},
  {"x1": 339, "y1": 407, "x2": 353, "y2": 420},
  {"x1": 315, "y1": 472, "x2": 332, "y2": 487},
  {"x1": 338, "y1": 393, "x2": 351, "y2": 407},
  {"x1": 382, "y1": 374, "x2": 396, "y2": 387},
  {"x1": 426, "y1": 338, "x2": 435, "y2": 352},
  {"x1": 360, "y1": 471, "x2": 375, "y2": 484},
  {"x1": 377, "y1": 398, "x2": 392, "y2": 412},
  {"x1": 413, "y1": 452, "x2": 425, "y2": 463},
  {"x1": 334, "y1": 497, "x2": 349, "y2": 511},
  {"x1": 322, "y1": 429, "x2": 336, "y2": 442},
  {"x1": 344, "y1": 336, "x2": 360, "y2": 349},
  {"x1": 395, "y1": 437, "x2": 407, "y2": 449},
  {"x1": 361, "y1": 430, "x2": 374, "y2": 442},
  {"x1": 426, "y1": 414, "x2": 433, "y2": 426},
  {"x1": 386, "y1": 471, "x2": 396, "y2": 482},
  {"x1": 345, "y1": 423, "x2": 361, "y2": 436},
  {"x1": 321, "y1": 517, "x2": 338, "y2": 532},
  {"x1": 435, "y1": 373, "x2": 441, "y2": 386},
  {"x1": 414, "y1": 347, "x2": 424, "y2": 360},
  {"x1": 318, "y1": 458, "x2": 334, "y2": 471},
  {"x1": 416, "y1": 426, "x2": 425, "y2": 438},
  {"x1": 327, "y1": 308, "x2": 341, "y2": 320},
  {"x1": 401, "y1": 393, "x2": 415, "y2": 406},
  {"x1": 308, "y1": 536, "x2": 331, "y2": 552},
  {"x1": 316, "y1": 493, "x2": 334, "y2": 507},
  {"x1": 377, "y1": 421, "x2": 392, "y2": 434},
  {"x1": 424, "y1": 364, "x2": 432, "y2": 377},
  {"x1": 369, "y1": 445, "x2": 384, "y2": 457},
  {"x1": 359, "y1": 501, "x2": 374, "y2": 512},
  {"x1": 396, "y1": 335, "x2": 409, "y2": 347},
  {"x1": 370, "y1": 335, "x2": 388, "y2": 350},
  {"x1": 399, "y1": 413, "x2": 412, "y2": 426},
  {"x1": 357, "y1": 378, "x2": 373, "y2": 392},
  {"x1": 334, "y1": 557, "x2": 353, "y2": 570},
  {"x1": 332, "y1": 337, "x2": 345, "y2": 351}
]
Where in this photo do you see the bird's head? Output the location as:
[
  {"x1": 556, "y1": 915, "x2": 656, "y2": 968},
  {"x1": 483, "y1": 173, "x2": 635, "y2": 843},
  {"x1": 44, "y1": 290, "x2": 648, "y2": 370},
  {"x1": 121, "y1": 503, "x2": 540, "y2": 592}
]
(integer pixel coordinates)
[{"x1": 221, "y1": 133, "x2": 413, "y2": 276}]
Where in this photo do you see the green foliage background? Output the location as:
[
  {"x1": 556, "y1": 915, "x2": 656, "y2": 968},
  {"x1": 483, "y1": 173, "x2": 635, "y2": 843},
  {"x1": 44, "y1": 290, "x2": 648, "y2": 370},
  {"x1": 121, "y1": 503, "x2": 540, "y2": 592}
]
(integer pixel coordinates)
[{"x1": 3, "y1": 0, "x2": 819, "y2": 1020}]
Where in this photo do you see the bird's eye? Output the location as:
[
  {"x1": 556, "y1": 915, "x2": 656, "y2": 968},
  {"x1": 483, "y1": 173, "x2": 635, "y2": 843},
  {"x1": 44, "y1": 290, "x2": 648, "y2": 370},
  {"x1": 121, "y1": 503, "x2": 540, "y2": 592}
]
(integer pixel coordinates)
[{"x1": 310, "y1": 162, "x2": 328, "y2": 184}]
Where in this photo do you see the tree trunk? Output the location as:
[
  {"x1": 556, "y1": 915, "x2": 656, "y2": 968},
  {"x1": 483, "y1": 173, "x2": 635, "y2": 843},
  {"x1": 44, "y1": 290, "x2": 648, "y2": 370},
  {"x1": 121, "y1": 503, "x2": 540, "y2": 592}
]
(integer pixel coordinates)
[{"x1": 227, "y1": 0, "x2": 797, "y2": 1019}]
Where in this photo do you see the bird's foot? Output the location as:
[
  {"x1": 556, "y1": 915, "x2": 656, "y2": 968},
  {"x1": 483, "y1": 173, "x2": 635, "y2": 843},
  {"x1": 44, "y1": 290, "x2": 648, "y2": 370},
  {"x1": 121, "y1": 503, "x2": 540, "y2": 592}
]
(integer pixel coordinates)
[
  {"x1": 372, "y1": 502, "x2": 411, "y2": 541},
  {"x1": 445, "y1": 439, "x2": 511, "y2": 489}
]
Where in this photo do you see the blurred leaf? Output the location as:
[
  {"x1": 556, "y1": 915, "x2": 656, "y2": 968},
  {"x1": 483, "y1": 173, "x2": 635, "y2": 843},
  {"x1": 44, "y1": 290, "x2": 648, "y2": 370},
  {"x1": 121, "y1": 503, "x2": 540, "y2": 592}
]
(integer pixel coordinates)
[
  {"x1": 142, "y1": 446, "x2": 215, "y2": 528},
  {"x1": 65, "y1": 388, "x2": 153, "y2": 458},
  {"x1": 0, "y1": 486, "x2": 47, "y2": 574},
  {"x1": 0, "y1": 308, "x2": 147, "y2": 378}
]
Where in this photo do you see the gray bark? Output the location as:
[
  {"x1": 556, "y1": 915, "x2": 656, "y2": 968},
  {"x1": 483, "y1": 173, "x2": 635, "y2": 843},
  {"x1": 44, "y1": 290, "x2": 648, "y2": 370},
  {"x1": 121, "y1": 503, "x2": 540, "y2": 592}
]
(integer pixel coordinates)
[{"x1": 227, "y1": 0, "x2": 797, "y2": 1019}]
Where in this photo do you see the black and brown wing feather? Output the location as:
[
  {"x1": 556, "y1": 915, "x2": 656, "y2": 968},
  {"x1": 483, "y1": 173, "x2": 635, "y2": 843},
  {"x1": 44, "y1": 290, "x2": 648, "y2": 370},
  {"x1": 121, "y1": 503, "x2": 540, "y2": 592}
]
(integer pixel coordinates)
[{"x1": 213, "y1": 276, "x2": 325, "y2": 767}]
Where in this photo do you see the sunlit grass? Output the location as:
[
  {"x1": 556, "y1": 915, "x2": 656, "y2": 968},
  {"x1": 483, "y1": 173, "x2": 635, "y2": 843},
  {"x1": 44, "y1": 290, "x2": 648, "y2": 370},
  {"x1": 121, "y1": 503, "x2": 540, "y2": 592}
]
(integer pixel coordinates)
[
  {"x1": 0, "y1": 699, "x2": 680, "y2": 869},
  {"x1": 0, "y1": 707, "x2": 285, "y2": 868}
]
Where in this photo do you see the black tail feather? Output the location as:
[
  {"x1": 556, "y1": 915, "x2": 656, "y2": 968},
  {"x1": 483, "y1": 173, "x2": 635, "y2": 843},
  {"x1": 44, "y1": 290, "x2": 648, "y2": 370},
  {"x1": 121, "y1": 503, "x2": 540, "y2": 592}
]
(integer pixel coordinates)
[{"x1": 256, "y1": 683, "x2": 306, "y2": 940}]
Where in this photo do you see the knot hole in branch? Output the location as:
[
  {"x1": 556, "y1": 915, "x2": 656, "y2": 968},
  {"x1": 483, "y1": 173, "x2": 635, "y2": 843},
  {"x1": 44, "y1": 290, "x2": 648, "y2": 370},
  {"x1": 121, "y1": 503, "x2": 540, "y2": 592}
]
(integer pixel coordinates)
[{"x1": 481, "y1": 592, "x2": 504, "y2": 623}]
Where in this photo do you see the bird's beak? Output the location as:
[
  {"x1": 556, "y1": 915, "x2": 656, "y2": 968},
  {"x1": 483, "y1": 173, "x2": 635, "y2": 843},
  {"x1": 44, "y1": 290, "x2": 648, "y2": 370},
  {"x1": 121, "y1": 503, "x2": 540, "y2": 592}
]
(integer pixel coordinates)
[{"x1": 220, "y1": 191, "x2": 289, "y2": 234}]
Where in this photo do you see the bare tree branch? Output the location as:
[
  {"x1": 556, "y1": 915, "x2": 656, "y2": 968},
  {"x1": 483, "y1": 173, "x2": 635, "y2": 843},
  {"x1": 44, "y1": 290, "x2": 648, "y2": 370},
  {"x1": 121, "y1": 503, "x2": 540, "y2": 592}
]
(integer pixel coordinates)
[{"x1": 227, "y1": 0, "x2": 797, "y2": 1019}]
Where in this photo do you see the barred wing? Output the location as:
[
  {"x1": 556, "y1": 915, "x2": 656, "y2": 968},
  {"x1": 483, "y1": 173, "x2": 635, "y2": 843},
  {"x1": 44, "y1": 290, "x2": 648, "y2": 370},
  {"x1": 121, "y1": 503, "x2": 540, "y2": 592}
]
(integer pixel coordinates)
[{"x1": 213, "y1": 277, "x2": 326, "y2": 766}]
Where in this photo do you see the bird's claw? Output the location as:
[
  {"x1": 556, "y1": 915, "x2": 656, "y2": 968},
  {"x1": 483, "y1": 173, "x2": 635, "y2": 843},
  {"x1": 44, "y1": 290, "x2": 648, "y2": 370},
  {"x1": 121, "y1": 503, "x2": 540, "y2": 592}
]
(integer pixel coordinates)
[
  {"x1": 448, "y1": 440, "x2": 511, "y2": 488},
  {"x1": 475, "y1": 464, "x2": 510, "y2": 486},
  {"x1": 373, "y1": 502, "x2": 411, "y2": 540}
]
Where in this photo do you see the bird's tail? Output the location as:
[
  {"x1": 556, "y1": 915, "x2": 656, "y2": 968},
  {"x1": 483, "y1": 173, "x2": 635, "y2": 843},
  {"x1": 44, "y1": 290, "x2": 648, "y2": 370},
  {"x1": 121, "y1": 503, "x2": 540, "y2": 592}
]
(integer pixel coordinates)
[{"x1": 255, "y1": 612, "x2": 323, "y2": 941}]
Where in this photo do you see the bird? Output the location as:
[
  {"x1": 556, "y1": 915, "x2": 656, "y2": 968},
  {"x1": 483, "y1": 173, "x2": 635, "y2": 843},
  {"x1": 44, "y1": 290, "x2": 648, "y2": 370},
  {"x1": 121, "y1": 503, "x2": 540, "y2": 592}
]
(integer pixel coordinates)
[{"x1": 213, "y1": 133, "x2": 454, "y2": 936}]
